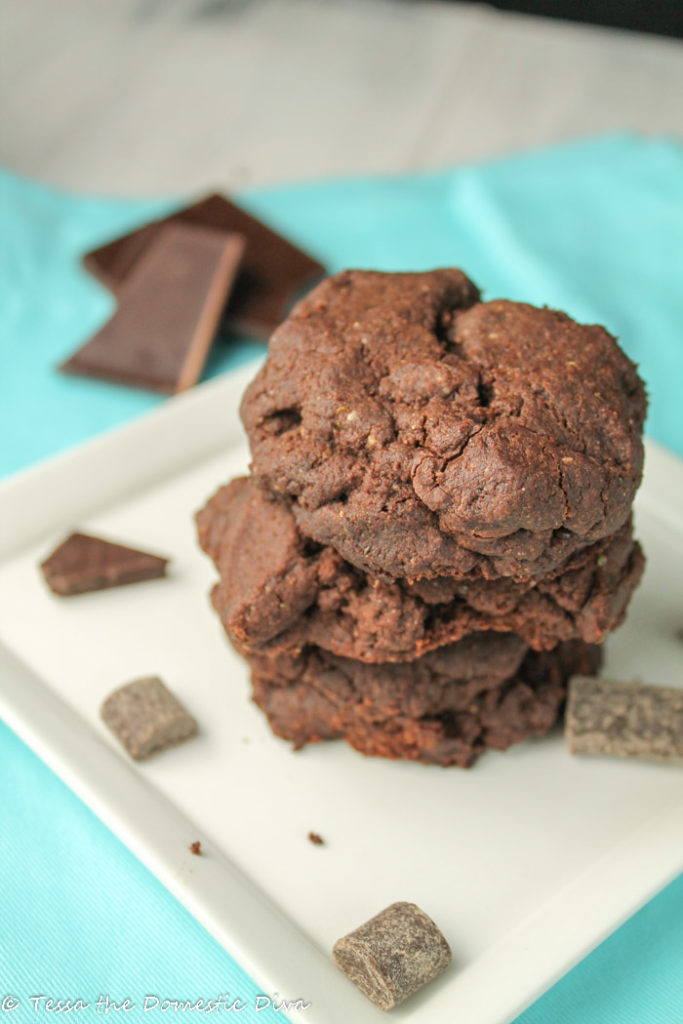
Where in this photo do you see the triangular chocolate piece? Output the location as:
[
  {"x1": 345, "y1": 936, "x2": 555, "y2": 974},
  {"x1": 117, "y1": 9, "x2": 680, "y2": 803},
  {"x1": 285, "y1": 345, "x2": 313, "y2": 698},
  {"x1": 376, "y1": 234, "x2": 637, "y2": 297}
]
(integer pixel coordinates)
[
  {"x1": 40, "y1": 532, "x2": 169, "y2": 596},
  {"x1": 83, "y1": 193, "x2": 325, "y2": 340}
]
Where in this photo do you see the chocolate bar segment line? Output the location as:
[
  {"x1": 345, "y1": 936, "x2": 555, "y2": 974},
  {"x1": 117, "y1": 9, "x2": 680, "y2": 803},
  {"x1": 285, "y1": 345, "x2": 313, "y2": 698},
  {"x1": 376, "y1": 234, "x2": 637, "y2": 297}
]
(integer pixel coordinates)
[
  {"x1": 82, "y1": 192, "x2": 325, "y2": 339},
  {"x1": 566, "y1": 676, "x2": 683, "y2": 764},
  {"x1": 63, "y1": 222, "x2": 244, "y2": 394},
  {"x1": 333, "y1": 901, "x2": 452, "y2": 1010}
]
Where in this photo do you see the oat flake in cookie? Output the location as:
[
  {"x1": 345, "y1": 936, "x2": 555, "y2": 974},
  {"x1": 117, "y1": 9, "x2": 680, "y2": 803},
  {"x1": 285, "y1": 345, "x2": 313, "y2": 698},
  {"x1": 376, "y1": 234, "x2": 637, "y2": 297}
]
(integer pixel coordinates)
[{"x1": 241, "y1": 270, "x2": 646, "y2": 581}]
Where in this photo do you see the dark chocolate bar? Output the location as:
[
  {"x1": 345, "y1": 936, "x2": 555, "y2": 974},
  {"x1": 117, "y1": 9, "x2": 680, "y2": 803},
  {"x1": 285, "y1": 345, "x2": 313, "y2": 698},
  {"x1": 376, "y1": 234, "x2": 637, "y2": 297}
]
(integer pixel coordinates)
[
  {"x1": 83, "y1": 193, "x2": 325, "y2": 339},
  {"x1": 63, "y1": 222, "x2": 244, "y2": 393}
]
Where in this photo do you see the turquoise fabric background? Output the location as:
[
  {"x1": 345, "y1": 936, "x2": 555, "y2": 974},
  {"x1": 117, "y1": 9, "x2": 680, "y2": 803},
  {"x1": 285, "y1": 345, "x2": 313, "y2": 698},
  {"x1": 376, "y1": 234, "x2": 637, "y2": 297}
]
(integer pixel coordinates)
[
  {"x1": 2, "y1": 133, "x2": 683, "y2": 477},
  {"x1": 1, "y1": 135, "x2": 682, "y2": 1022}
]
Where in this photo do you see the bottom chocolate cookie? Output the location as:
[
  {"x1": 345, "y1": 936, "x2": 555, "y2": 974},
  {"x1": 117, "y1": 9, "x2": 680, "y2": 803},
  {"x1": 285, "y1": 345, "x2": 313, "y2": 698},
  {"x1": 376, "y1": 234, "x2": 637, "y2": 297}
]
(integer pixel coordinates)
[{"x1": 247, "y1": 633, "x2": 602, "y2": 767}]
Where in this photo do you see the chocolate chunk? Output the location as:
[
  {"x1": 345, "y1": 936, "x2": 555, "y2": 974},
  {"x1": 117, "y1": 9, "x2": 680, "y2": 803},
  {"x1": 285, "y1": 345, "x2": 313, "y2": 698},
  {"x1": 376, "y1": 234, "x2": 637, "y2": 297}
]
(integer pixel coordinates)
[
  {"x1": 189, "y1": 841, "x2": 203, "y2": 856},
  {"x1": 40, "y1": 532, "x2": 169, "y2": 596},
  {"x1": 333, "y1": 901, "x2": 451, "y2": 1010},
  {"x1": 63, "y1": 223, "x2": 244, "y2": 393},
  {"x1": 307, "y1": 831, "x2": 324, "y2": 846},
  {"x1": 566, "y1": 676, "x2": 683, "y2": 764},
  {"x1": 83, "y1": 193, "x2": 325, "y2": 340},
  {"x1": 101, "y1": 676, "x2": 198, "y2": 760}
]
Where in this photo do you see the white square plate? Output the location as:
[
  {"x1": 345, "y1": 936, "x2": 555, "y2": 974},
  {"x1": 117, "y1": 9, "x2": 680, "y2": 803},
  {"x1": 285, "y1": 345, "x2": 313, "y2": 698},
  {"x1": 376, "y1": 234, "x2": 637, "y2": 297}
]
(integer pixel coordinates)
[{"x1": 1, "y1": 365, "x2": 682, "y2": 1024}]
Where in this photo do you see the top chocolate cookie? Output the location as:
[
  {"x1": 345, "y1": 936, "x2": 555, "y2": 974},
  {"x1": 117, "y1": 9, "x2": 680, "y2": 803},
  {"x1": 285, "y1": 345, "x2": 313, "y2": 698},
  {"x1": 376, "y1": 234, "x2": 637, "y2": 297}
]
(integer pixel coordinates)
[{"x1": 241, "y1": 270, "x2": 646, "y2": 581}]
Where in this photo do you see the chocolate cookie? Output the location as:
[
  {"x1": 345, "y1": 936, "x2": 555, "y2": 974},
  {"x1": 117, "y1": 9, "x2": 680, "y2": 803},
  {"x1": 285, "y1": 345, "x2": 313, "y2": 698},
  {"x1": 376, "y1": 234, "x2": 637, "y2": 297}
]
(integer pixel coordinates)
[
  {"x1": 240, "y1": 271, "x2": 646, "y2": 581},
  {"x1": 247, "y1": 636, "x2": 602, "y2": 767},
  {"x1": 197, "y1": 477, "x2": 644, "y2": 662}
]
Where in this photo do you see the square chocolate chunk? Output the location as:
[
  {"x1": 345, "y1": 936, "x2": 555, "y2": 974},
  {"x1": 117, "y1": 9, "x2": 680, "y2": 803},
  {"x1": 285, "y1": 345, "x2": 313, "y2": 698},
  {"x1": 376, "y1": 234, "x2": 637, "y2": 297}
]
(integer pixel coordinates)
[
  {"x1": 566, "y1": 676, "x2": 683, "y2": 765},
  {"x1": 101, "y1": 677, "x2": 198, "y2": 760},
  {"x1": 333, "y1": 901, "x2": 451, "y2": 1010}
]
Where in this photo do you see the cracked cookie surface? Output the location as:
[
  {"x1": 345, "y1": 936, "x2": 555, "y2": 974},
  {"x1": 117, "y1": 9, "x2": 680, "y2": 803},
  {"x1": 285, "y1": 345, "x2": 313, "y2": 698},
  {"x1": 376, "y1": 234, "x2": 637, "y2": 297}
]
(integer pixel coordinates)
[{"x1": 241, "y1": 270, "x2": 646, "y2": 581}]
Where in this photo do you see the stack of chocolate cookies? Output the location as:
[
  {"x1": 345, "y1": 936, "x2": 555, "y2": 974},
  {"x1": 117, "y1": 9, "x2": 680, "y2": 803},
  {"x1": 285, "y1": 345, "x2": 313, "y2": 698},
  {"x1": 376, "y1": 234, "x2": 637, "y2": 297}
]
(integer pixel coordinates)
[{"x1": 197, "y1": 270, "x2": 646, "y2": 767}]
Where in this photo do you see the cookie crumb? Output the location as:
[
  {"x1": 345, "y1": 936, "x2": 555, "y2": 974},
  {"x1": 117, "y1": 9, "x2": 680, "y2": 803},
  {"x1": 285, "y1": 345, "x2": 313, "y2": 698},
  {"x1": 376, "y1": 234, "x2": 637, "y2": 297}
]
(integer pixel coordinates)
[
  {"x1": 308, "y1": 831, "x2": 324, "y2": 845},
  {"x1": 189, "y1": 841, "x2": 202, "y2": 856}
]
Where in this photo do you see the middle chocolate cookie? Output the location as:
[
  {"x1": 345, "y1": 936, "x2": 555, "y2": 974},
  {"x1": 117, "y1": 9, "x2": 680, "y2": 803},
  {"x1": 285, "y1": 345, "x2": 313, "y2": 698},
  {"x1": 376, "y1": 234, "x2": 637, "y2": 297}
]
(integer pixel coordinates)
[{"x1": 197, "y1": 477, "x2": 643, "y2": 664}]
